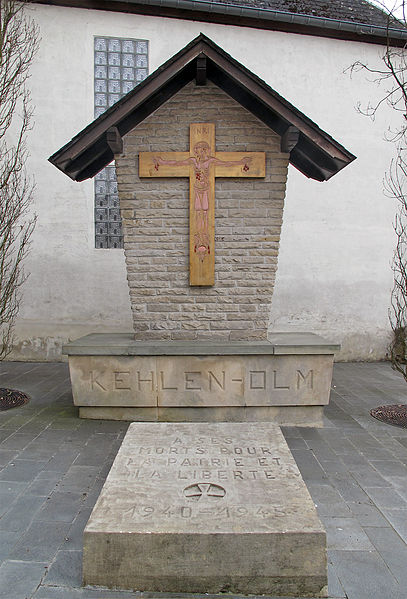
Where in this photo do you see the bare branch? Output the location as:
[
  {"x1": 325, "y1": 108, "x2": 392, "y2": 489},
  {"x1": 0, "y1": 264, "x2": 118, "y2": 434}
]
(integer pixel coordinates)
[
  {"x1": 349, "y1": 2, "x2": 407, "y2": 380},
  {"x1": 0, "y1": 0, "x2": 38, "y2": 359}
]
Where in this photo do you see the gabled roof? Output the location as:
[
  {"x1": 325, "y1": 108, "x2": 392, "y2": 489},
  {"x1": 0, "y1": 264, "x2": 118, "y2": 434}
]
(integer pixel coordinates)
[
  {"x1": 34, "y1": 0, "x2": 407, "y2": 46},
  {"x1": 49, "y1": 33, "x2": 355, "y2": 182}
]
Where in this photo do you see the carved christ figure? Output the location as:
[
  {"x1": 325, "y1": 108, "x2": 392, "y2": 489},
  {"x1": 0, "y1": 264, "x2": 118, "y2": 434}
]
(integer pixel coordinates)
[
  {"x1": 139, "y1": 123, "x2": 266, "y2": 286},
  {"x1": 153, "y1": 141, "x2": 252, "y2": 261}
]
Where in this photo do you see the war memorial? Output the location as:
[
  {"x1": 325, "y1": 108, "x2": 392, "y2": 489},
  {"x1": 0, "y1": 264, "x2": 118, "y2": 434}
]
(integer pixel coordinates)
[{"x1": 50, "y1": 35, "x2": 355, "y2": 597}]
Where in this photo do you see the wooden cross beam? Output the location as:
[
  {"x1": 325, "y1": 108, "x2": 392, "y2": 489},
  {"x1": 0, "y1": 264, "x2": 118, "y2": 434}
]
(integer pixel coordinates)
[{"x1": 139, "y1": 123, "x2": 266, "y2": 286}]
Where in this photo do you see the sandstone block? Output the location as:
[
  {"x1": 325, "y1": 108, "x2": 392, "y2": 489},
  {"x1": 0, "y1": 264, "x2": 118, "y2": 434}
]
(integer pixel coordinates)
[{"x1": 83, "y1": 422, "x2": 327, "y2": 596}]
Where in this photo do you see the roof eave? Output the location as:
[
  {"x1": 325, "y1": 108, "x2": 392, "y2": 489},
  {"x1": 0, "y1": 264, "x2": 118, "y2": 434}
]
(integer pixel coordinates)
[{"x1": 33, "y1": 0, "x2": 407, "y2": 47}]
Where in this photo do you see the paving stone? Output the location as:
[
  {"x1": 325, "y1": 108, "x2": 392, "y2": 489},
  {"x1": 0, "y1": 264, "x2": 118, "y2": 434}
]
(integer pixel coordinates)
[
  {"x1": 346, "y1": 501, "x2": 389, "y2": 527},
  {"x1": 73, "y1": 440, "x2": 117, "y2": 468},
  {"x1": 0, "y1": 459, "x2": 44, "y2": 482},
  {"x1": 34, "y1": 491, "x2": 86, "y2": 523},
  {"x1": 319, "y1": 433, "x2": 356, "y2": 455},
  {"x1": 35, "y1": 429, "x2": 75, "y2": 444},
  {"x1": 321, "y1": 517, "x2": 375, "y2": 551},
  {"x1": 329, "y1": 549, "x2": 404, "y2": 599},
  {"x1": 0, "y1": 560, "x2": 47, "y2": 599},
  {"x1": 42, "y1": 446, "x2": 82, "y2": 472},
  {"x1": 55, "y1": 466, "x2": 99, "y2": 494},
  {"x1": 0, "y1": 531, "x2": 19, "y2": 561},
  {"x1": 328, "y1": 473, "x2": 371, "y2": 503},
  {"x1": 369, "y1": 459, "x2": 407, "y2": 478},
  {"x1": 63, "y1": 508, "x2": 93, "y2": 550},
  {"x1": 349, "y1": 466, "x2": 392, "y2": 488},
  {"x1": 0, "y1": 432, "x2": 40, "y2": 450},
  {"x1": 344, "y1": 432, "x2": 380, "y2": 449},
  {"x1": 0, "y1": 494, "x2": 46, "y2": 532},
  {"x1": 0, "y1": 490, "x2": 22, "y2": 517},
  {"x1": 361, "y1": 448, "x2": 398, "y2": 461},
  {"x1": 374, "y1": 435, "x2": 407, "y2": 458},
  {"x1": 380, "y1": 508, "x2": 407, "y2": 543},
  {"x1": 9, "y1": 521, "x2": 70, "y2": 561},
  {"x1": 318, "y1": 459, "x2": 349, "y2": 475},
  {"x1": 17, "y1": 442, "x2": 61, "y2": 462},
  {"x1": 43, "y1": 550, "x2": 83, "y2": 587},
  {"x1": 290, "y1": 449, "x2": 328, "y2": 482},
  {"x1": 0, "y1": 480, "x2": 29, "y2": 495},
  {"x1": 0, "y1": 449, "x2": 19, "y2": 466},
  {"x1": 62, "y1": 430, "x2": 99, "y2": 447},
  {"x1": 304, "y1": 438, "x2": 338, "y2": 462},
  {"x1": 48, "y1": 419, "x2": 81, "y2": 430},
  {"x1": 307, "y1": 483, "x2": 351, "y2": 517},
  {"x1": 0, "y1": 430, "x2": 13, "y2": 443},
  {"x1": 339, "y1": 453, "x2": 371, "y2": 469},
  {"x1": 27, "y1": 474, "x2": 62, "y2": 497},
  {"x1": 327, "y1": 562, "x2": 346, "y2": 598},
  {"x1": 364, "y1": 526, "x2": 407, "y2": 585},
  {"x1": 280, "y1": 426, "x2": 302, "y2": 439},
  {"x1": 284, "y1": 437, "x2": 308, "y2": 450},
  {"x1": 365, "y1": 486, "x2": 407, "y2": 509}
]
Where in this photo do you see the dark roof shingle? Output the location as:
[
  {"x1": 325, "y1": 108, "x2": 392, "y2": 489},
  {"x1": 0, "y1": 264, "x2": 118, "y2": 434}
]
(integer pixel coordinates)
[{"x1": 203, "y1": 0, "x2": 400, "y2": 28}]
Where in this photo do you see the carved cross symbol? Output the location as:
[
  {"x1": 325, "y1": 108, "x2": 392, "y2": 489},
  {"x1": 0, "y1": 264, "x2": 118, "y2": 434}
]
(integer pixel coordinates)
[
  {"x1": 183, "y1": 482, "x2": 226, "y2": 501},
  {"x1": 139, "y1": 123, "x2": 265, "y2": 286}
]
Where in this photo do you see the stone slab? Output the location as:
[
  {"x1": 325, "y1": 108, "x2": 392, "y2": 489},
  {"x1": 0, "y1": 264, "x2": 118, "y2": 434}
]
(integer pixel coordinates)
[
  {"x1": 83, "y1": 422, "x2": 328, "y2": 596},
  {"x1": 63, "y1": 332, "x2": 341, "y2": 356},
  {"x1": 68, "y1": 354, "x2": 333, "y2": 407}
]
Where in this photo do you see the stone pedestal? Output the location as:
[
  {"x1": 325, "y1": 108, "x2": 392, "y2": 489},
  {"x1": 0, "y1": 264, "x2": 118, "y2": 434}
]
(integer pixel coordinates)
[
  {"x1": 83, "y1": 422, "x2": 327, "y2": 596},
  {"x1": 63, "y1": 332, "x2": 339, "y2": 426}
]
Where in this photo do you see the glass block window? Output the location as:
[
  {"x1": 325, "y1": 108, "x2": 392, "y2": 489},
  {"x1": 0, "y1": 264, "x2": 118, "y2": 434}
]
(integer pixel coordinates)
[{"x1": 94, "y1": 37, "x2": 148, "y2": 249}]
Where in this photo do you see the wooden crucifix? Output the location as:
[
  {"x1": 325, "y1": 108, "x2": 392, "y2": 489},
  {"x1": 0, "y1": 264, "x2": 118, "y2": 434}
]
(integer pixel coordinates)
[{"x1": 139, "y1": 123, "x2": 266, "y2": 286}]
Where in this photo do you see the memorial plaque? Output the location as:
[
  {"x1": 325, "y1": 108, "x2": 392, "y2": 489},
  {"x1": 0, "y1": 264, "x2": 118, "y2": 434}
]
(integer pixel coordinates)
[{"x1": 83, "y1": 422, "x2": 327, "y2": 596}]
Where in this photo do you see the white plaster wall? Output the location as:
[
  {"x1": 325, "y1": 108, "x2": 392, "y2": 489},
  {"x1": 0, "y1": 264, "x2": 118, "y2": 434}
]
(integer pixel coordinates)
[{"x1": 13, "y1": 3, "x2": 398, "y2": 360}]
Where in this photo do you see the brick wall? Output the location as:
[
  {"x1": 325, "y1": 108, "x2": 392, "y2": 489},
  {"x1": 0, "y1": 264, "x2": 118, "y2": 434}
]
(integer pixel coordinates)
[{"x1": 116, "y1": 81, "x2": 289, "y2": 341}]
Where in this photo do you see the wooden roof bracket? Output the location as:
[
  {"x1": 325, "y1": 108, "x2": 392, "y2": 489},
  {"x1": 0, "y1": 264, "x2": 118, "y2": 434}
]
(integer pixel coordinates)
[
  {"x1": 107, "y1": 127, "x2": 123, "y2": 154},
  {"x1": 196, "y1": 54, "x2": 207, "y2": 86},
  {"x1": 281, "y1": 125, "x2": 300, "y2": 153}
]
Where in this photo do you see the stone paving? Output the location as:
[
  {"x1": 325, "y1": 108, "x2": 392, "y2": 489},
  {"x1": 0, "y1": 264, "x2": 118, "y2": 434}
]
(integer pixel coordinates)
[{"x1": 0, "y1": 361, "x2": 407, "y2": 599}]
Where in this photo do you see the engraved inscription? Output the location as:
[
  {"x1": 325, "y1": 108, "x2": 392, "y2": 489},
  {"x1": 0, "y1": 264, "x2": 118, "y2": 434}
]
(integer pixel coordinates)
[
  {"x1": 250, "y1": 371, "x2": 266, "y2": 390},
  {"x1": 98, "y1": 498, "x2": 294, "y2": 522},
  {"x1": 160, "y1": 371, "x2": 178, "y2": 390},
  {"x1": 185, "y1": 372, "x2": 202, "y2": 390},
  {"x1": 137, "y1": 371, "x2": 154, "y2": 390},
  {"x1": 273, "y1": 370, "x2": 290, "y2": 390},
  {"x1": 85, "y1": 364, "x2": 318, "y2": 396},
  {"x1": 103, "y1": 503, "x2": 295, "y2": 521},
  {"x1": 90, "y1": 371, "x2": 107, "y2": 391},
  {"x1": 296, "y1": 369, "x2": 314, "y2": 389},
  {"x1": 91, "y1": 423, "x2": 326, "y2": 538},
  {"x1": 114, "y1": 371, "x2": 130, "y2": 390},
  {"x1": 208, "y1": 370, "x2": 225, "y2": 390},
  {"x1": 114, "y1": 437, "x2": 299, "y2": 485}
]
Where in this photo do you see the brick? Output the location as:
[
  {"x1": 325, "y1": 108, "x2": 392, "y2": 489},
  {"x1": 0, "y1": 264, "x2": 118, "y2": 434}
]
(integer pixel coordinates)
[{"x1": 117, "y1": 81, "x2": 287, "y2": 342}]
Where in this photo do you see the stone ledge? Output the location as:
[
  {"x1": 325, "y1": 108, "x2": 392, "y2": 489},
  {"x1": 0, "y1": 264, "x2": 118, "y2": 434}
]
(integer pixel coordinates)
[
  {"x1": 79, "y1": 405, "x2": 325, "y2": 426},
  {"x1": 63, "y1": 332, "x2": 340, "y2": 356}
]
